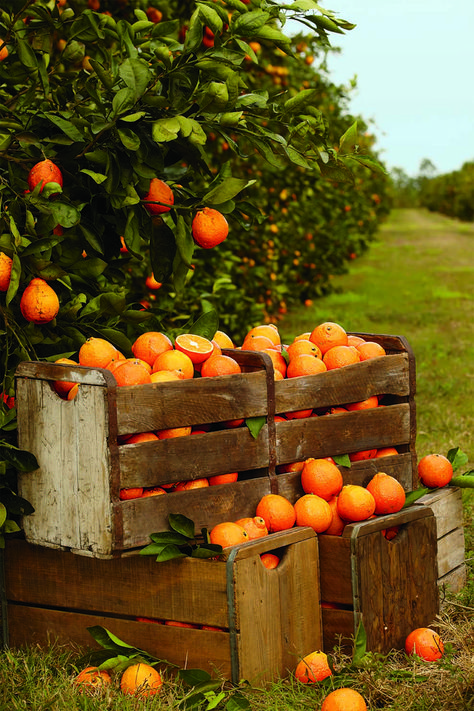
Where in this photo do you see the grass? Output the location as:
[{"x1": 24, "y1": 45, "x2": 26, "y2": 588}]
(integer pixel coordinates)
[{"x1": 1, "y1": 208, "x2": 473, "y2": 709}]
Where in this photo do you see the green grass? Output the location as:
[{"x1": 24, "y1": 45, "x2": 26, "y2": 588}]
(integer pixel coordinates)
[{"x1": 1, "y1": 208, "x2": 473, "y2": 709}]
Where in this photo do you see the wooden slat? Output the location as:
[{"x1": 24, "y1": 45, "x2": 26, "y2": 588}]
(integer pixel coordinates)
[
  {"x1": 321, "y1": 608, "x2": 355, "y2": 652},
  {"x1": 6, "y1": 605, "x2": 233, "y2": 678},
  {"x1": 115, "y1": 370, "x2": 270, "y2": 434},
  {"x1": 436, "y1": 528, "x2": 465, "y2": 578},
  {"x1": 119, "y1": 426, "x2": 270, "y2": 487},
  {"x1": 318, "y1": 536, "x2": 353, "y2": 605},
  {"x1": 417, "y1": 487, "x2": 464, "y2": 538},
  {"x1": 275, "y1": 353, "x2": 410, "y2": 414},
  {"x1": 234, "y1": 530, "x2": 321, "y2": 683},
  {"x1": 16, "y1": 379, "x2": 115, "y2": 556},
  {"x1": 275, "y1": 404, "x2": 411, "y2": 464}
]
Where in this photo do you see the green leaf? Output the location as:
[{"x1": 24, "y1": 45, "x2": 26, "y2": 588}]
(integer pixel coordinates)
[
  {"x1": 112, "y1": 87, "x2": 137, "y2": 118},
  {"x1": 450, "y1": 475, "x2": 474, "y2": 489},
  {"x1": 197, "y1": 3, "x2": 224, "y2": 34},
  {"x1": 191, "y1": 544, "x2": 222, "y2": 558},
  {"x1": 283, "y1": 89, "x2": 318, "y2": 113},
  {"x1": 189, "y1": 309, "x2": 219, "y2": 340},
  {"x1": 43, "y1": 113, "x2": 84, "y2": 142},
  {"x1": 245, "y1": 416, "x2": 266, "y2": 439},
  {"x1": 80, "y1": 169, "x2": 108, "y2": 184},
  {"x1": 226, "y1": 692, "x2": 252, "y2": 711},
  {"x1": 333, "y1": 454, "x2": 351, "y2": 467},
  {"x1": 117, "y1": 126, "x2": 141, "y2": 150},
  {"x1": 49, "y1": 201, "x2": 81, "y2": 229},
  {"x1": 178, "y1": 668, "x2": 213, "y2": 687},
  {"x1": 447, "y1": 447, "x2": 468, "y2": 472},
  {"x1": 120, "y1": 111, "x2": 146, "y2": 122},
  {"x1": 232, "y1": 10, "x2": 270, "y2": 34},
  {"x1": 155, "y1": 544, "x2": 188, "y2": 562},
  {"x1": 174, "y1": 214, "x2": 195, "y2": 268},
  {"x1": 339, "y1": 120, "x2": 358, "y2": 152},
  {"x1": 152, "y1": 117, "x2": 181, "y2": 142},
  {"x1": 87, "y1": 626, "x2": 138, "y2": 651},
  {"x1": 118, "y1": 58, "x2": 151, "y2": 99},
  {"x1": 0, "y1": 446, "x2": 39, "y2": 472},
  {"x1": 352, "y1": 619, "x2": 367, "y2": 665},
  {"x1": 17, "y1": 38, "x2": 38, "y2": 68},
  {"x1": 403, "y1": 487, "x2": 431, "y2": 507},
  {"x1": 169, "y1": 513, "x2": 196, "y2": 538},
  {"x1": 4, "y1": 519, "x2": 20, "y2": 534},
  {"x1": 0, "y1": 503, "x2": 6, "y2": 529},
  {"x1": 204, "y1": 177, "x2": 253, "y2": 205},
  {"x1": 148, "y1": 531, "x2": 191, "y2": 545}
]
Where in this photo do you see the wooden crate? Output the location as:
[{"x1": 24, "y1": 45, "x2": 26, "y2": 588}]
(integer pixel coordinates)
[
  {"x1": 418, "y1": 487, "x2": 466, "y2": 593},
  {"x1": 3, "y1": 528, "x2": 321, "y2": 684},
  {"x1": 318, "y1": 505, "x2": 439, "y2": 654},
  {"x1": 15, "y1": 333, "x2": 417, "y2": 558}
]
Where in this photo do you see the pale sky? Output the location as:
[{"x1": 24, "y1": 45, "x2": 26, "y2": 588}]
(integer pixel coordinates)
[{"x1": 314, "y1": 1, "x2": 474, "y2": 178}]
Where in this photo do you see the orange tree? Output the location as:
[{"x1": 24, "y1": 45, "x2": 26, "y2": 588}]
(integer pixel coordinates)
[
  {"x1": 419, "y1": 161, "x2": 474, "y2": 222},
  {"x1": 0, "y1": 0, "x2": 378, "y2": 536},
  {"x1": 165, "y1": 32, "x2": 389, "y2": 338}
]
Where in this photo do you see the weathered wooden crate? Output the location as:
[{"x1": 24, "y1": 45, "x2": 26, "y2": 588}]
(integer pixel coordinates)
[
  {"x1": 318, "y1": 505, "x2": 439, "y2": 654},
  {"x1": 418, "y1": 487, "x2": 466, "y2": 593},
  {"x1": 15, "y1": 333, "x2": 417, "y2": 558},
  {"x1": 3, "y1": 528, "x2": 321, "y2": 684}
]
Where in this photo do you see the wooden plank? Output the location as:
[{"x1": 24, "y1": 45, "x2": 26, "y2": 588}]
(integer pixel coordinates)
[
  {"x1": 436, "y1": 528, "x2": 465, "y2": 578},
  {"x1": 275, "y1": 353, "x2": 410, "y2": 414},
  {"x1": 119, "y1": 480, "x2": 283, "y2": 551},
  {"x1": 4, "y1": 540, "x2": 230, "y2": 628},
  {"x1": 119, "y1": 426, "x2": 270, "y2": 487},
  {"x1": 7, "y1": 605, "x2": 233, "y2": 677},
  {"x1": 438, "y1": 565, "x2": 466, "y2": 594},
  {"x1": 318, "y1": 536, "x2": 353, "y2": 605},
  {"x1": 321, "y1": 608, "x2": 355, "y2": 652},
  {"x1": 16, "y1": 379, "x2": 115, "y2": 557},
  {"x1": 275, "y1": 404, "x2": 411, "y2": 464},
  {"x1": 233, "y1": 529, "x2": 321, "y2": 683},
  {"x1": 115, "y1": 370, "x2": 270, "y2": 434},
  {"x1": 355, "y1": 512, "x2": 439, "y2": 653},
  {"x1": 417, "y1": 487, "x2": 464, "y2": 538}
]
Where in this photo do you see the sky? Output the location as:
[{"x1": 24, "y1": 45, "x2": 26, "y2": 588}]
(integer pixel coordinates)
[{"x1": 308, "y1": 1, "x2": 474, "y2": 178}]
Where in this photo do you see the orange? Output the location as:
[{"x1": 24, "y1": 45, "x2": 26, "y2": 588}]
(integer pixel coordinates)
[
  {"x1": 212, "y1": 330, "x2": 235, "y2": 349},
  {"x1": 347, "y1": 334, "x2": 366, "y2": 347},
  {"x1": 125, "y1": 432, "x2": 159, "y2": 444},
  {"x1": 276, "y1": 460, "x2": 305, "y2": 474},
  {"x1": 375, "y1": 447, "x2": 399, "y2": 458},
  {"x1": 143, "y1": 178, "x2": 174, "y2": 215},
  {"x1": 263, "y1": 348, "x2": 287, "y2": 378},
  {"x1": 405, "y1": 627, "x2": 444, "y2": 661},
  {"x1": 293, "y1": 331, "x2": 311, "y2": 341},
  {"x1": 245, "y1": 324, "x2": 281, "y2": 347},
  {"x1": 417, "y1": 453, "x2": 453, "y2": 488},
  {"x1": 152, "y1": 349, "x2": 194, "y2": 380},
  {"x1": 0, "y1": 38, "x2": 8, "y2": 62},
  {"x1": 255, "y1": 494, "x2": 296, "y2": 532},
  {"x1": 349, "y1": 449, "x2": 377, "y2": 462},
  {"x1": 209, "y1": 521, "x2": 249, "y2": 547},
  {"x1": 141, "y1": 487, "x2": 166, "y2": 497},
  {"x1": 356, "y1": 341, "x2": 386, "y2": 360},
  {"x1": 175, "y1": 333, "x2": 214, "y2": 364},
  {"x1": 20, "y1": 278, "x2": 60, "y2": 324},
  {"x1": 145, "y1": 273, "x2": 162, "y2": 290},
  {"x1": 325, "y1": 496, "x2": 345, "y2": 536},
  {"x1": 132, "y1": 357, "x2": 152, "y2": 373},
  {"x1": 132, "y1": 331, "x2": 173, "y2": 366},
  {"x1": 286, "y1": 339, "x2": 322, "y2": 360},
  {"x1": 52, "y1": 357, "x2": 78, "y2": 399},
  {"x1": 300, "y1": 458, "x2": 343, "y2": 501},
  {"x1": 294, "y1": 494, "x2": 332, "y2": 533},
  {"x1": 241, "y1": 334, "x2": 276, "y2": 352},
  {"x1": 192, "y1": 207, "x2": 229, "y2": 248},
  {"x1": 174, "y1": 478, "x2": 209, "y2": 490},
  {"x1": 150, "y1": 370, "x2": 181, "y2": 383},
  {"x1": 321, "y1": 687, "x2": 367, "y2": 711},
  {"x1": 285, "y1": 408, "x2": 313, "y2": 420},
  {"x1": 208, "y1": 472, "x2": 238, "y2": 485},
  {"x1": 27, "y1": 159, "x2": 63, "y2": 192},
  {"x1": 309, "y1": 321, "x2": 348, "y2": 354},
  {"x1": 164, "y1": 620, "x2": 198, "y2": 628},
  {"x1": 113, "y1": 359, "x2": 152, "y2": 386},
  {"x1": 120, "y1": 487, "x2": 144, "y2": 500},
  {"x1": 260, "y1": 553, "x2": 280, "y2": 569},
  {"x1": 0, "y1": 252, "x2": 13, "y2": 291},
  {"x1": 294, "y1": 650, "x2": 332, "y2": 683},
  {"x1": 157, "y1": 426, "x2": 192, "y2": 439},
  {"x1": 366, "y1": 471, "x2": 406, "y2": 514},
  {"x1": 286, "y1": 354, "x2": 327, "y2": 378},
  {"x1": 337, "y1": 484, "x2": 376, "y2": 522},
  {"x1": 200, "y1": 354, "x2": 241, "y2": 377},
  {"x1": 346, "y1": 395, "x2": 379, "y2": 411},
  {"x1": 120, "y1": 663, "x2": 163, "y2": 697},
  {"x1": 74, "y1": 665, "x2": 111, "y2": 689},
  {"x1": 234, "y1": 516, "x2": 268, "y2": 539},
  {"x1": 323, "y1": 345, "x2": 360, "y2": 370},
  {"x1": 79, "y1": 337, "x2": 117, "y2": 369}
]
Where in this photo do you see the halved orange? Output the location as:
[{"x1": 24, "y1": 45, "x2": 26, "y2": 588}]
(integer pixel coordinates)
[{"x1": 175, "y1": 333, "x2": 214, "y2": 364}]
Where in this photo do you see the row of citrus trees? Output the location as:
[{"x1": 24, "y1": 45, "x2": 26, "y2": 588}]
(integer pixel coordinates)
[
  {"x1": 418, "y1": 161, "x2": 474, "y2": 222},
  {"x1": 0, "y1": 0, "x2": 388, "y2": 538}
]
